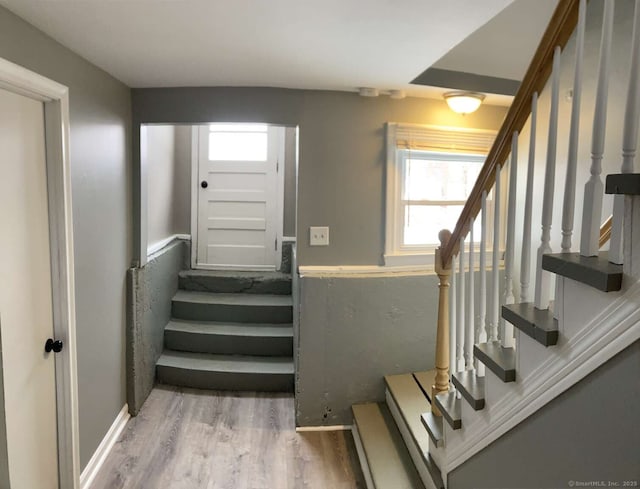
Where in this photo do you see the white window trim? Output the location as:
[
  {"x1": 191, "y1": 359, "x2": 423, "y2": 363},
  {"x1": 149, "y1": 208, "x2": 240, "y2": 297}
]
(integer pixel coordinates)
[{"x1": 384, "y1": 122, "x2": 500, "y2": 267}]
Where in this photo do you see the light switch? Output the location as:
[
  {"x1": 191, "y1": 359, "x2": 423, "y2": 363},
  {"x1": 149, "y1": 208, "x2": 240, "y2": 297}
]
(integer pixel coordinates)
[{"x1": 309, "y1": 226, "x2": 329, "y2": 246}]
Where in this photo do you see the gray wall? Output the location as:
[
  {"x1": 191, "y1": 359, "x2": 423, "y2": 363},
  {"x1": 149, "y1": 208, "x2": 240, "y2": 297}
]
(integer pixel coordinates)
[
  {"x1": 127, "y1": 240, "x2": 188, "y2": 415},
  {"x1": 0, "y1": 6, "x2": 132, "y2": 469},
  {"x1": 131, "y1": 88, "x2": 507, "y2": 266},
  {"x1": 296, "y1": 272, "x2": 440, "y2": 425},
  {"x1": 144, "y1": 125, "x2": 191, "y2": 250},
  {"x1": 283, "y1": 126, "x2": 297, "y2": 237},
  {"x1": 449, "y1": 340, "x2": 640, "y2": 489},
  {"x1": 0, "y1": 329, "x2": 10, "y2": 488}
]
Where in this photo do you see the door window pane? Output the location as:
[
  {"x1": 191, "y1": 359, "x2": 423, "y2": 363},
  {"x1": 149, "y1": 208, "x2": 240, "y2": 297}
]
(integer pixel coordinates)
[{"x1": 208, "y1": 124, "x2": 268, "y2": 161}]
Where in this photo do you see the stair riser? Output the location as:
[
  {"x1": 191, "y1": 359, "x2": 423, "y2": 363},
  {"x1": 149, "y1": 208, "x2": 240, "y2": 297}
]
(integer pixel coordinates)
[
  {"x1": 156, "y1": 365, "x2": 294, "y2": 392},
  {"x1": 179, "y1": 275, "x2": 291, "y2": 295},
  {"x1": 165, "y1": 331, "x2": 293, "y2": 356},
  {"x1": 172, "y1": 301, "x2": 293, "y2": 323}
]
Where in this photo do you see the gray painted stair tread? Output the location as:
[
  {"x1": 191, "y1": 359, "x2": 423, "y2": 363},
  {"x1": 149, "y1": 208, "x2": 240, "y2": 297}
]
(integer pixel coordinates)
[
  {"x1": 412, "y1": 369, "x2": 436, "y2": 403},
  {"x1": 420, "y1": 411, "x2": 443, "y2": 447},
  {"x1": 474, "y1": 342, "x2": 516, "y2": 382},
  {"x1": 165, "y1": 320, "x2": 293, "y2": 337},
  {"x1": 541, "y1": 253, "x2": 622, "y2": 292},
  {"x1": 433, "y1": 392, "x2": 461, "y2": 430},
  {"x1": 173, "y1": 290, "x2": 293, "y2": 306},
  {"x1": 179, "y1": 270, "x2": 291, "y2": 279},
  {"x1": 452, "y1": 370, "x2": 485, "y2": 410},
  {"x1": 384, "y1": 374, "x2": 431, "y2": 460},
  {"x1": 352, "y1": 403, "x2": 425, "y2": 489},
  {"x1": 605, "y1": 173, "x2": 640, "y2": 195},
  {"x1": 157, "y1": 351, "x2": 294, "y2": 374},
  {"x1": 502, "y1": 303, "x2": 558, "y2": 346}
]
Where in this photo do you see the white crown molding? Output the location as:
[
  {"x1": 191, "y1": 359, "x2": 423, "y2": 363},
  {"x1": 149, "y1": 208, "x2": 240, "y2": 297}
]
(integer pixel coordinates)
[{"x1": 442, "y1": 279, "x2": 640, "y2": 475}]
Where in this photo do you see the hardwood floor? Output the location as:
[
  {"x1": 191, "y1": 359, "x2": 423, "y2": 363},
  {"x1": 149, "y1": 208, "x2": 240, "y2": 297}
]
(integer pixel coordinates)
[{"x1": 92, "y1": 386, "x2": 366, "y2": 489}]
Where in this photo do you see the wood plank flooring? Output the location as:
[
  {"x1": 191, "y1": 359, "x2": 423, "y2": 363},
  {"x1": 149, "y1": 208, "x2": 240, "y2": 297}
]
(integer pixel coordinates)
[{"x1": 91, "y1": 386, "x2": 365, "y2": 489}]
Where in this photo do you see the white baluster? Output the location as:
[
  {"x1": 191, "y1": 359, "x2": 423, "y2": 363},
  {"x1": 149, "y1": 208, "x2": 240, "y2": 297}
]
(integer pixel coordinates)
[
  {"x1": 580, "y1": 0, "x2": 615, "y2": 257},
  {"x1": 561, "y1": 0, "x2": 587, "y2": 252},
  {"x1": 610, "y1": 0, "x2": 640, "y2": 264},
  {"x1": 521, "y1": 93, "x2": 538, "y2": 303},
  {"x1": 502, "y1": 132, "x2": 518, "y2": 348},
  {"x1": 449, "y1": 255, "x2": 457, "y2": 381},
  {"x1": 535, "y1": 46, "x2": 562, "y2": 310},
  {"x1": 466, "y1": 219, "x2": 475, "y2": 369},
  {"x1": 459, "y1": 236, "x2": 470, "y2": 369},
  {"x1": 478, "y1": 191, "x2": 488, "y2": 376},
  {"x1": 490, "y1": 165, "x2": 501, "y2": 341},
  {"x1": 456, "y1": 247, "x2": 465, "y2": 372}
]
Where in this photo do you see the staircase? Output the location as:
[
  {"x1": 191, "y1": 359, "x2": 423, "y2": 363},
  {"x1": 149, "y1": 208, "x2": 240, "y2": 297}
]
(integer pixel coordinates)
[
  {"x1": 156, "y1": 270, "x2": 295, "y2": 392},
  {"x1": 351, "y1": 0, "x2": 640, "y2": 487}
]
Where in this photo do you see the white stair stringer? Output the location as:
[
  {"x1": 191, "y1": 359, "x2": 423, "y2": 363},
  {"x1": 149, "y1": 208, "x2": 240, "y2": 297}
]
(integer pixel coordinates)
[
  {"x1": 439, "y1": 277, "x2": 640, "y2": 479},
  {"x1": 385, "y1": 390, "x2": 438, "y2": 489}
]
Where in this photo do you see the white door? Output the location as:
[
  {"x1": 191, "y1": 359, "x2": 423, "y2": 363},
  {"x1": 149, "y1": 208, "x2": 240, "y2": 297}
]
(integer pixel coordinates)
[
  {"x1": 0, "y1": 88, "x2": 59, "y2": 489},
  {"x1": 196, "y1": 124, "x2": 284, "y2": 270}
]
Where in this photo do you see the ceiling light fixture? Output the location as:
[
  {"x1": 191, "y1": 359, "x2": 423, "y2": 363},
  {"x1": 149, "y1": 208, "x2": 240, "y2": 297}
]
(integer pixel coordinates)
[{"x1": 443, "y1": 91, "x2": 485, "y2": 114}]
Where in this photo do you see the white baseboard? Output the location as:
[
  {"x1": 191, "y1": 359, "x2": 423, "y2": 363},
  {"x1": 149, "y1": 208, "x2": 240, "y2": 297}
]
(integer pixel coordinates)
[
  {"x1": 295, "y1": 424, "x2": 351, "y2": 432},
  {"x1": 80, "y1": 404, "x2": 130, "y2": 489}
]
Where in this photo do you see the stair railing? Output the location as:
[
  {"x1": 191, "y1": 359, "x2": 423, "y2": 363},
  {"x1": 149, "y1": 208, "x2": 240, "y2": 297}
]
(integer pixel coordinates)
[{"x1": 432, "y1": 0, "x2": 640, "y2": 411}]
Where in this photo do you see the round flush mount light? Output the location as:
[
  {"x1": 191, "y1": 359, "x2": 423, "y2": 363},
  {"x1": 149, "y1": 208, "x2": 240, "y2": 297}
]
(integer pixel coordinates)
[{"x1": 443, "y1": 91, "x2": 486, "y2": 114}]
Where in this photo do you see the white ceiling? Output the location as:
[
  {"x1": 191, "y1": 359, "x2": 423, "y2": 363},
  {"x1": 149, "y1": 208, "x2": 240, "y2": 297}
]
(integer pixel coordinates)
[{"x1": 0, "y1": 0, "x2": 518, "y2": 99}]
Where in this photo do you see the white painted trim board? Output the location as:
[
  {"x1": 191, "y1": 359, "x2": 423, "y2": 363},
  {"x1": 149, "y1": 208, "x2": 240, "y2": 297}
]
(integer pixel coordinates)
[
  {"x1": 351, "y1": 424, "x2": 375, "y2": 489},
  {"x1": 0, "y1": 56, "x2": 80, "y2": 489},
  {"x1": 80, "y1": 404, "x2": 130, "y2": 489},
  {"x1": 147, "y1": 233, "x2": 190, "y2": 257},
  {"x1": 442, "y1": 278, "x2": 640, "y2": 476}
]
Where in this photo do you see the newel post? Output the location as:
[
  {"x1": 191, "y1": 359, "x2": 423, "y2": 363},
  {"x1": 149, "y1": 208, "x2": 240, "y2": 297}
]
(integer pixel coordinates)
[{"x1": 432, "y1": 229, "x2": 452, "y2": 415}]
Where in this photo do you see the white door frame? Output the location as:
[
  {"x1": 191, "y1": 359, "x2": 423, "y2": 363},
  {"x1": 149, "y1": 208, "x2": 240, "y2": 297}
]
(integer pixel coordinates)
[
  {"x1": 0, "y1": 58, "x2": 80, "y2": 489},
  {"x1": 190, "y1": 124, "x2": 286, "y2": 271}
]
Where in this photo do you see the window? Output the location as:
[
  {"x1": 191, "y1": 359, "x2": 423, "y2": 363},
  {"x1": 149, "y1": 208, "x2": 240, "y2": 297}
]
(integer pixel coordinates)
[
  {"x1": 208, "y1": 123, "x2": 268, "y2": 161},
  {"x1": 385, "y1": 123, "x2": 499, "y2": 267}
]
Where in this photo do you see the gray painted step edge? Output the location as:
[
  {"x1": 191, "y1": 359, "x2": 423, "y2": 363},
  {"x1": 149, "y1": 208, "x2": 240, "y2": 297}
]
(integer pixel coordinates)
[
  {"x1": 352, "y1": 403, "x2": 425, "y2": 489},
  {"x1": 474, "y1": 342, "x2": 516, "y2": 383},
  {"x1": 420, "y1": 411, "x2": 443, "y2": 448},
  {"x1": 605, "y1": 173, "x2": 640, "y2": 195},
  {"x1": 172, "y1": 290, "x2": 293, "y2": 323},
  {"x1": 433, "y1": 391, "x2": 461, "y2": 430},
  {"x1": 502, "y1": 302, "x2": 558, "y2": 346},
  {"x1": 541, "y1": 252, "x2": 622, "y2": 292},
  {"x1": 156, "y1": 351, "x2": 294, "y2": 392},
  {"x1": 384, "y1": 374, "x2": 431, "y2": 461},
  {"x1": 451, "y1": 371, "x2": 485, "y2": 410},
  {"x1": 164, "y1": 320, "x2": 293, "y2": 356}
]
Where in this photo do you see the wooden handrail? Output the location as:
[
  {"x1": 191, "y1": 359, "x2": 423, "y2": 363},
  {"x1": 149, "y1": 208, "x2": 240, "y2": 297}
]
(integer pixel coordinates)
[
  {"x1": 441, "y1": 0, "x2": 581, "y2": 267},
  {"x1": 599, "y1": 215, "x2": 613, "y2": 248}
]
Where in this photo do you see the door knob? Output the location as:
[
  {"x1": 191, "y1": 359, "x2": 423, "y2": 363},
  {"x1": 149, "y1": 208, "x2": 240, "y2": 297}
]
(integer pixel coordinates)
[
  {"x1": 45, "y1": 338, "x2": 63, "y2": 353},
  {"x1": 201, "y1": 181, "x2": 208, "y2": 189}
]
